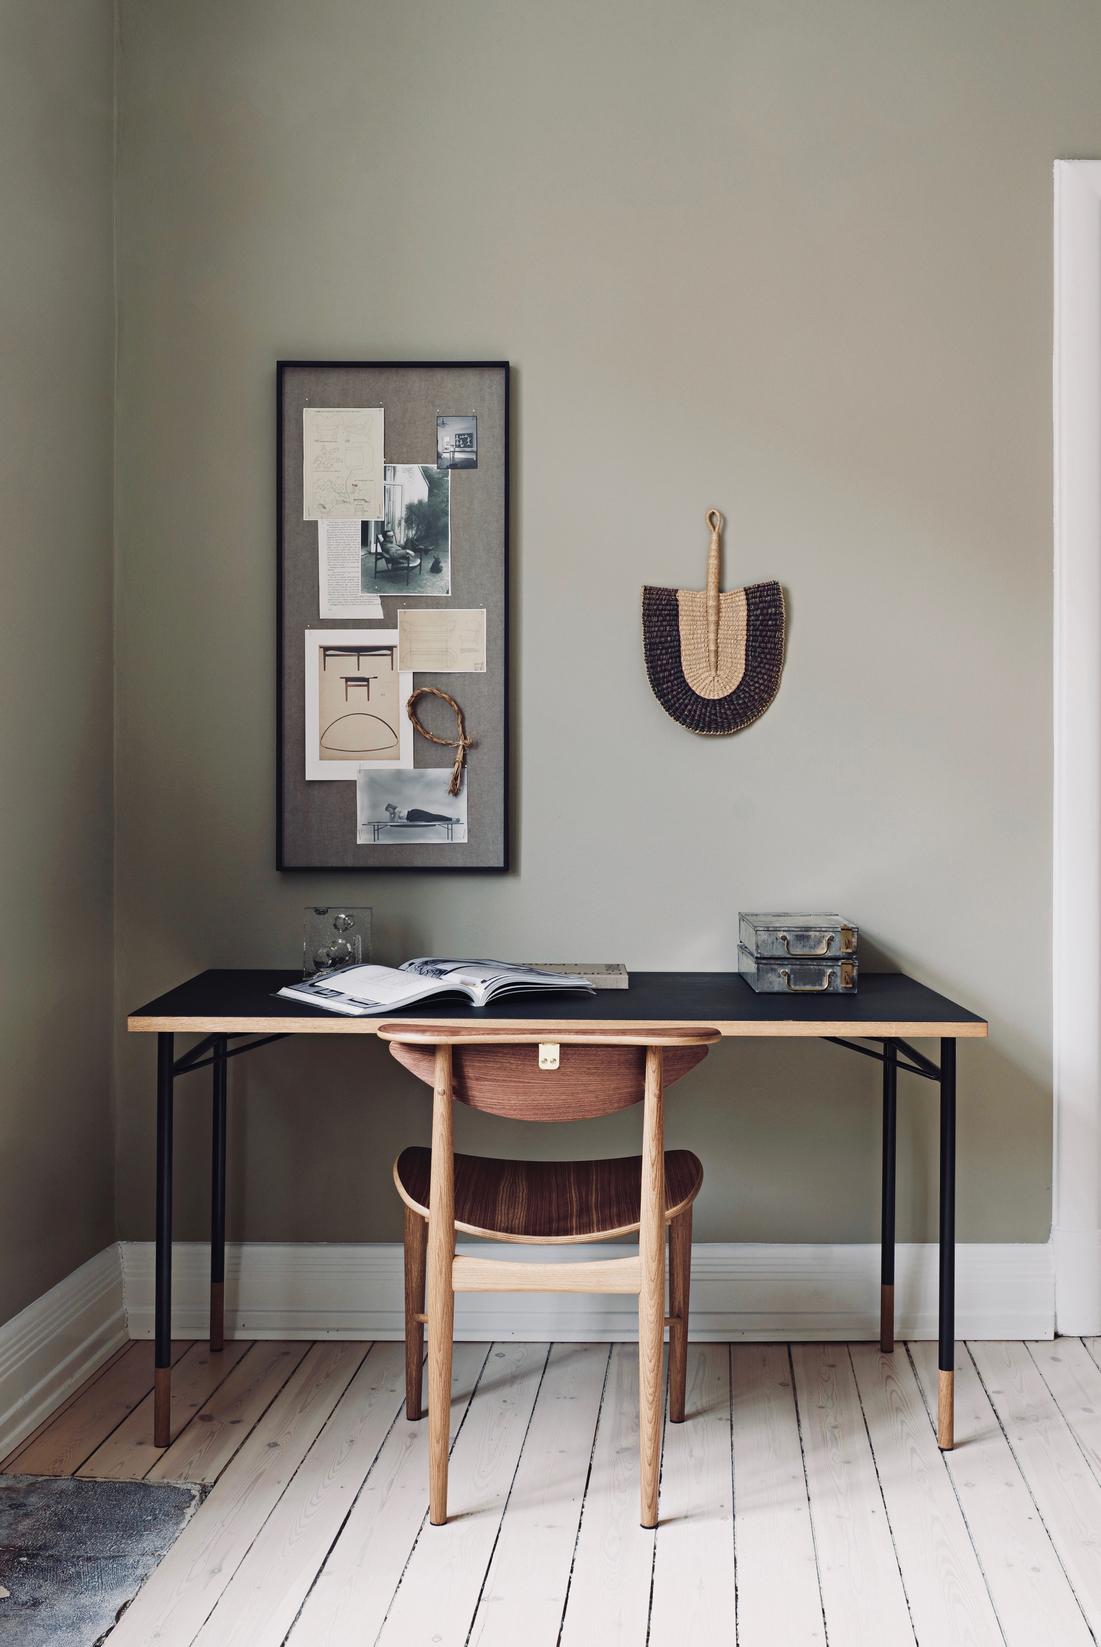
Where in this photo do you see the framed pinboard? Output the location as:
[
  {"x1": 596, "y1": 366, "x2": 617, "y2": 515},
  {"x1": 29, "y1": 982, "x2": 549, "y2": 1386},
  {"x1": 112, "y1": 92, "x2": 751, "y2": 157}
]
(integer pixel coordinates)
[{"x1": 277, "y1": 360, "x2": 509, "y2": 870}]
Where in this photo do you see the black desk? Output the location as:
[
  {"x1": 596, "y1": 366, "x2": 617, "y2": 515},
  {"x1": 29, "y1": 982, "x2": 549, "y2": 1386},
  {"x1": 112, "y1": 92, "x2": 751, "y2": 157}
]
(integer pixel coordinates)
[{"x1": 128, "y1": 969, "x2": 987, "y2": 1449}]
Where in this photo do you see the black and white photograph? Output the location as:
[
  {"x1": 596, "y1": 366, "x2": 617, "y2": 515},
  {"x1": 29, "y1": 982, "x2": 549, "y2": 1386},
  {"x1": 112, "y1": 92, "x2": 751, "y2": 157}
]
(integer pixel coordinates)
[
  {"x1": 359, "y1": 463, "x2": 451, "y2": 597},
  {"x1": 356, "y1": 767, "x2": 468, "y2": 844},
  {"x1": 436, "y1": 413, "x2": 478, "y2": 470}
]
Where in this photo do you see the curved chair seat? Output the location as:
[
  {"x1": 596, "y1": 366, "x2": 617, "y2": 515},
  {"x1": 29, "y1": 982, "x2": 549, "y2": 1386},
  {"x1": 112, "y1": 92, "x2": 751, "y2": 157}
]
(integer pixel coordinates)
[{"x1": 394, "y1": 1145, "x2": 703, "y2": 1243}]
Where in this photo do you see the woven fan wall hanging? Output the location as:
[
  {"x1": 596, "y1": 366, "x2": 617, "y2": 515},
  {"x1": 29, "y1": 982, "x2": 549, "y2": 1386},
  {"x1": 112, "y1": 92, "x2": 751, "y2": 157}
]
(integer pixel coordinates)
[{"x1": 642, "y1": 509, "x2": 786, "y2": 735}]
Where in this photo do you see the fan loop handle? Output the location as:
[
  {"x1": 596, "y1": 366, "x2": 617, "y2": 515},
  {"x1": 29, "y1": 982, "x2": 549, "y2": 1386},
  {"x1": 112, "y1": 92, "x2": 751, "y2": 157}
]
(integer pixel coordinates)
[{"x1": 705, "y1": 509, "x2": 724, "y2": 674}]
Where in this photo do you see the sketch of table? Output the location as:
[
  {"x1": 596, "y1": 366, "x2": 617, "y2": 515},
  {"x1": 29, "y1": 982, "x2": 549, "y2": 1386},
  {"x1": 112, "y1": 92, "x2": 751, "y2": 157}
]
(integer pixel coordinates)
[
  {"x1": 342, "y1": 675, "x2": 377, "y2": 701},
  {"x1": 367, "y1": 819, "x2": 456, "y2": 842},
  {"x1": 322, "y1": 645, "x2": 396, "y2": 671}
]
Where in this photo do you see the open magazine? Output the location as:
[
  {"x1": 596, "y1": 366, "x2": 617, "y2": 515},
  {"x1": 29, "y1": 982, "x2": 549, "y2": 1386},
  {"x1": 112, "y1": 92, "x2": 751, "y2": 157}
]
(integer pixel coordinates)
[{"x1": 276, "y1": 957, "x2": 596, "y2": 1017}]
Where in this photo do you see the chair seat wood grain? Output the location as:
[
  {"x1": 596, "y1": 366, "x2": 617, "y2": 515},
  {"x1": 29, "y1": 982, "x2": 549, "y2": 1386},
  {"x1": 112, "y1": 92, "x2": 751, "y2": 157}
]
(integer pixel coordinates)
[{"x1": 393, "y1": 1146, "x2": 704, "y2": 1242}]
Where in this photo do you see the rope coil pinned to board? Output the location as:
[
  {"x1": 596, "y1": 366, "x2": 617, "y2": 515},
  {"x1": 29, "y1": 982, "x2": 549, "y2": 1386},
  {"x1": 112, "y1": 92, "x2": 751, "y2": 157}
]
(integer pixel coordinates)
[{"x1": 406, "y1": 686, "x2": 474, "y2": 795}]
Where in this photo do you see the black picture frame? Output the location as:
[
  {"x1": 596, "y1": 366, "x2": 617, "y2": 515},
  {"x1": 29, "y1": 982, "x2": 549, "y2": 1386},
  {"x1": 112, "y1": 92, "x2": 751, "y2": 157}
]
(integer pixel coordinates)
[{"x1": 276, "y1": 360, "x2": 510, "y2": 871}]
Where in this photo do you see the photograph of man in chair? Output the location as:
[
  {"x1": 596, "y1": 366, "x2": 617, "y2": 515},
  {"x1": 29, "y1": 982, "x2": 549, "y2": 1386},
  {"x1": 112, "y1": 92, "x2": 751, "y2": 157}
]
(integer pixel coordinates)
[{"x1": 360, "y1": 463, "x2": 450, "y2": 595}]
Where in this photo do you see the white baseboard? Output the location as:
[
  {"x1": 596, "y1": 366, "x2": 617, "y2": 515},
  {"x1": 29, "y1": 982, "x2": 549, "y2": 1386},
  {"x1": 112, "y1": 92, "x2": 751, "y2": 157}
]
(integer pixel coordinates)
[
  {"x1": 0, "y1": 1239, "x2": 1048, "y2": 1468},
  {"x1": 0, "y1": 1246, "x2": 128, "y2": 1461},
  {"x1": 120, "y1": 1239, "x2": 1055, "y2": 1343}
]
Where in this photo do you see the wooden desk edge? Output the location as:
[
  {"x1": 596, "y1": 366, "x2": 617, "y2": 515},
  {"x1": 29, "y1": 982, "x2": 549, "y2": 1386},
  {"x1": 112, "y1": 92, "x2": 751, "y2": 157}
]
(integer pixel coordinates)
[{"x1": 127, "y1": 1014, "x2": 989, "y2": 1038}]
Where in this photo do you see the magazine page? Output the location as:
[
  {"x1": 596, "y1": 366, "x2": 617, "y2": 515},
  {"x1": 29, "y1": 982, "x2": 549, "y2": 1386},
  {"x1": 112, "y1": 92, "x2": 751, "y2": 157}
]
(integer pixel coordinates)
[
  {"x1": 277, "y1": 964, "x2": 451, "y2": 1015},
  {"x1": 278, "y1": 959, "x2": 596, "y2": 1016},
  {"x1": 400, "y1": 958, "x2": 594, "y2": 1001}
]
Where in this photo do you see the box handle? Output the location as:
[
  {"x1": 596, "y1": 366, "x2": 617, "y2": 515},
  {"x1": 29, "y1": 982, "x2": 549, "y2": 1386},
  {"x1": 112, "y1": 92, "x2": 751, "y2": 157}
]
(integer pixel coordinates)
[
  {"x1": 780, "y1": 967, "x2": 837, "y2": 993},
  {"x1": 778, "y1": 931, "x2": 835, "y2": 957}
]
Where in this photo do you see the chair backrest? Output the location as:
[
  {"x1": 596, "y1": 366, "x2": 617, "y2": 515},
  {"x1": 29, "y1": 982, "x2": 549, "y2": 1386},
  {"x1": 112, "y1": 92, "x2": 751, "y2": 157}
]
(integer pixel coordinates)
[{"x1": 378, "y1": 1023, "x2": 720, "y2": 1122}]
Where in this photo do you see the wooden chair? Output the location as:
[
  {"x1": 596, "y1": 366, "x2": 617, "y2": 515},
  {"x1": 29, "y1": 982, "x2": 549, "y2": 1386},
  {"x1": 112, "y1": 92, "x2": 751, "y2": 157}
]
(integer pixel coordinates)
[
  {"x1": 373, "y1": 542, "x2": 422, "y2": 586},
  {"x1": 378, "y1": 1022, "x2": 720, "y2": 1528}
]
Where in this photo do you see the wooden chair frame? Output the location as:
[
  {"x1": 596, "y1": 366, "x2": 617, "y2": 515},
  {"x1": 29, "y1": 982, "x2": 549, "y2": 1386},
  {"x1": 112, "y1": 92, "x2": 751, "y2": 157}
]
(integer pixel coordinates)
[{"x1": 380, "y1": 1024, "x2": 720, "y2": 1529}]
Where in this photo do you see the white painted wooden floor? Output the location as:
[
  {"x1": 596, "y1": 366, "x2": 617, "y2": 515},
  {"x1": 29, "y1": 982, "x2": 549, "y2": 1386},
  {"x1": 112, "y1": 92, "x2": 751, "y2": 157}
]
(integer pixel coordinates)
[{"x1": 9, "y1": 1336, "x2": 1101, "y2": 1644}]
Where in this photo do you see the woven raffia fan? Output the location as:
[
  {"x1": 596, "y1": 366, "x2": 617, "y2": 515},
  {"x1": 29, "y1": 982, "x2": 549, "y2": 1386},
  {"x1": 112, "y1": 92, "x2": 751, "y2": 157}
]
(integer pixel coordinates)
[{"x1": 642, "y1": 509, "x2": 786, "y2": 735}]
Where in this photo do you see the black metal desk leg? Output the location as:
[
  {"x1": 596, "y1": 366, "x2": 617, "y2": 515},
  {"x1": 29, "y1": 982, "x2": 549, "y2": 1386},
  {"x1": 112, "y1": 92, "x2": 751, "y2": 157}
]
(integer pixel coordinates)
[
  {"x1": 880, "y1": 1040, "x2": 898, "y2": 1352},
  {"x1": 154, "y1": 1033, "x2": 174, "y2": 1447},
  {"x1": 210, "y1": 1035, "x2": 228, "y2": 1352},
  {"x1": 938, "y1": 1038, "x2": 957, "y2": 1449}
]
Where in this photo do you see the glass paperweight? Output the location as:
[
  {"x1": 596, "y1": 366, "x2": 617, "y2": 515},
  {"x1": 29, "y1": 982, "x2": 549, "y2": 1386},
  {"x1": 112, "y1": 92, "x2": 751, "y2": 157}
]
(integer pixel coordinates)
[{"x1": 303, "y1": 906, "x2": 372, "y2": 977}]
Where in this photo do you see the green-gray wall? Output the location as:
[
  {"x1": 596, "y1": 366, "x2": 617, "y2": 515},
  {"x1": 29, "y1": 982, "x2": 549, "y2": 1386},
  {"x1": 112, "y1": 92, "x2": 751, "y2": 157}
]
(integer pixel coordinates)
[
  {"x1": 0, "y1": 0, "x2": 116, "y2": 1320},
  {"x1": 110, "y1": 0, "x2": 1097, "y2": 1248}
]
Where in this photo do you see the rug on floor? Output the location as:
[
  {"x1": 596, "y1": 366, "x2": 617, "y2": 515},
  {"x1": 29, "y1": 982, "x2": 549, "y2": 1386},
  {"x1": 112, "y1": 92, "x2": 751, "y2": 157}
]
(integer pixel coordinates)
[{"x1": 0, "y1": 1474, "x2": 200, "y2": 1646}]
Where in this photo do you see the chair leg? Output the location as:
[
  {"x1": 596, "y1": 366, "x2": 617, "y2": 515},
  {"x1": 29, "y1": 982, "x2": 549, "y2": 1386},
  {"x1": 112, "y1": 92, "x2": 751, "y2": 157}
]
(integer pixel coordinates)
[
  {"x1": 427, "y1": 1249, "x2": 454, "y2": 1524},
  {"x1": 404, "y1": 1206, "x2": 427, "y2": 1421},
  {"x1": 639, "y1": 1251, "x2": 665, "y2": 1529},
  {"x1": 668, "y1": 1206, "x2": 692, "y2": 1423}
]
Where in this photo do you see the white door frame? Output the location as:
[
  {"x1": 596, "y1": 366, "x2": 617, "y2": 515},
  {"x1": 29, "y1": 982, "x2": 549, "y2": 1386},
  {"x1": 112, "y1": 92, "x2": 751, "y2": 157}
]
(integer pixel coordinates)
[{"x1": 1053, "y1": 160, "x2": 1101, "y2": 1334}]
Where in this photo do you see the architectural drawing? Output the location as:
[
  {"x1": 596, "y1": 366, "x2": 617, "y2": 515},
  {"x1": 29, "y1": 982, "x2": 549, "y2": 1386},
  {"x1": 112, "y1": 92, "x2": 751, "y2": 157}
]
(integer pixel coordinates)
[{"x1": 303, "y1": 407, "x2": 384, "y2": 519}]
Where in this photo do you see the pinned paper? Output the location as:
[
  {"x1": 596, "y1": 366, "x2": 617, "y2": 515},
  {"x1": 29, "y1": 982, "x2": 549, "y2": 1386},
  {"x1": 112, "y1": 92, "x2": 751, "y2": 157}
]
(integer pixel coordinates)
[
  {"x1": 357, "y1": 768, "x2": 468, "y2": 844},
  {"x1": 304, "y1": 627, "x2": 412, "y2": 781},
  {"x1": 318, "y1": 521, "x2": 384, "y2": 620},
  {"x1": 398, "y1": 609, "x2": 486, "y2": 672},
  {"x1": 303, "y1": 407, "x2": 384, "y2": 520},
  {"x1": 437, "y1": 413, "x2": 477, "y2": 470},
  {"x1": 361, "y1": 465, "x2": 450, "y2": 597}
]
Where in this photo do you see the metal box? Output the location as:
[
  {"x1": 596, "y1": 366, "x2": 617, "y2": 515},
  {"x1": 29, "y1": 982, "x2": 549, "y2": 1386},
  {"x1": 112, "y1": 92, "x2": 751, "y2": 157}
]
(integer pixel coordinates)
[
  {"x1": 738, "y1": 912, "x2": 858, "y2": 961},
  {"x1": 737, "y1": 945, "x2": 859, "y2": 994}
]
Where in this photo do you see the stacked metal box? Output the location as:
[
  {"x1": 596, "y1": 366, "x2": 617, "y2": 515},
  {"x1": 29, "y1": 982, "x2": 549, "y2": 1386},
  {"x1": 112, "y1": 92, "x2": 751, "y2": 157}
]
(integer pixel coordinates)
[{"x1": 737, "y1": 912, "x2": 859, "y2": 994}]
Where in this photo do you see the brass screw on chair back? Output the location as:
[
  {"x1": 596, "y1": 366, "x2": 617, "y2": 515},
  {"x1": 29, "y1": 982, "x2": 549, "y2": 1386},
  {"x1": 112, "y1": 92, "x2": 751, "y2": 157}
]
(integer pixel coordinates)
[{"x1": 378, "y1": 1022, "x2": 719, "y2": 1529}]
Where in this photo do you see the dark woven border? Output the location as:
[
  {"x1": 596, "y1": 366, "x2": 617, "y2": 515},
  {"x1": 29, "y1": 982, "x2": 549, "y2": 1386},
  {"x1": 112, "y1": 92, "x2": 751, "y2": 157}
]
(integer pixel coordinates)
[{"x1": 641, "y1": 581, "x2": 786, "y2": 735}]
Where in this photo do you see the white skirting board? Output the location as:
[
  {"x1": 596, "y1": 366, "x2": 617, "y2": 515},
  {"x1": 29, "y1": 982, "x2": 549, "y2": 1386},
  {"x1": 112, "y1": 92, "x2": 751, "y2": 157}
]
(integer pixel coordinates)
[
  {"x1": 0, "y1": 1239, "x2": 1055, "y2": 1455},
  {"x1": 0, "y1": 1246, "x2": 128, "y2": 1461},
  {"x1": 120, "y1": 1240, "x2": 1055, "y2": 1343}
]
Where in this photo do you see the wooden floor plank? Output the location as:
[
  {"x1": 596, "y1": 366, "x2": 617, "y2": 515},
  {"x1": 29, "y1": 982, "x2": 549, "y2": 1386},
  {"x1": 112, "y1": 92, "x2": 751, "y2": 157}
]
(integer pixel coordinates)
[
  {"x1": 1029, "y1": 1337, "x2": 1101, "y2": 1487},
  {"x1": 970, "y1": 1339, "x2": 1101, "y2": 1638},
  {"x1": 469, "y1": 1342, "x2": 609, "y2": 1647},
  {"x1": 791, "y1": 1342, "x2": 914, "y2": 1646},
  {"x1": 559, "y1": 1343, "x2": 656, "y2": 1647},
  {"x1": 376, "y1": 1343, "x2": 549, "y2": 1647},
  {"x1": 910, "y1": 1341, "x2": 1092, "y2": 1647},
  {"x1": 191, "y1": 1344, "x2": 407, "y2": 1646},
  {"x1": 146, "y1": 1340, "x2": 309, "y2": 1486},
  {"x1": 731, "y1": 1344, "x2": 825, "y2": 1647},
  {"x1": 107, "y1": 1342, "x2": 367, "y2": 1647},
  {"x1": 850, "y1": 1345, "x2": 1002, "y2": 1647},
  {"x1": 19, "y1": 1335, "x2": 1101, "y2": 1647},
  {"x1": 0, "y1": 1341, "x2": 132, "y2": 1471},
  {"x1": 649, "y1": 1344, "x2": 736, "y2": 1647},
  {"x1": 77, "y1": 1341, "x2": 252, "y2": 1481},
  {"x1": 287, "y1": 1343, "x2": 489, "y2": 1647},
  {"x1": 5, "y1": 1340, "x2": 188, "y2": 1477}
]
